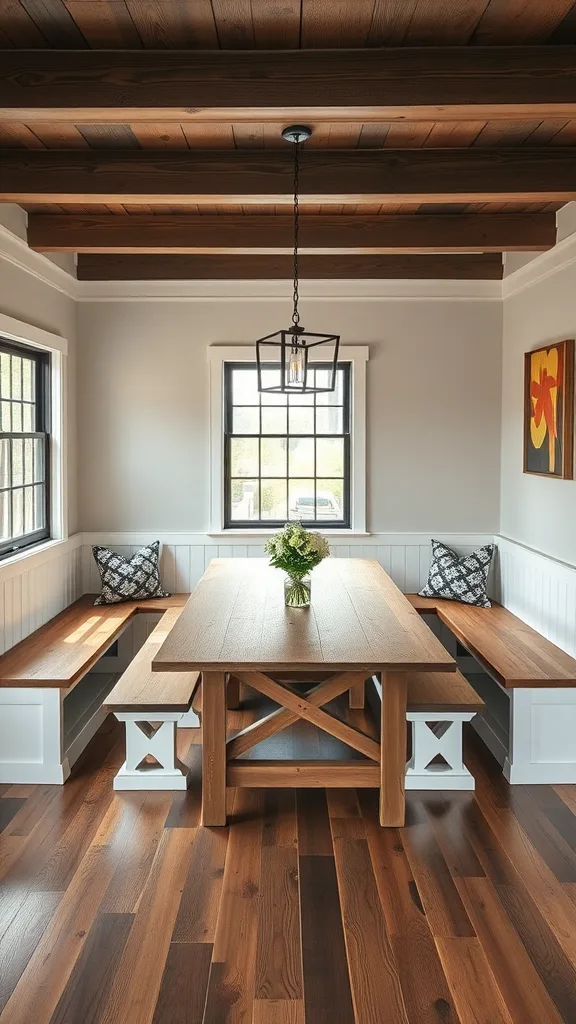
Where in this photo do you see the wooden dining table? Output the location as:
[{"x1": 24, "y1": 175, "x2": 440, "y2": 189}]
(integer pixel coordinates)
[{"x1": 152, "y1": 557, "x2": 455, "y2": 827}]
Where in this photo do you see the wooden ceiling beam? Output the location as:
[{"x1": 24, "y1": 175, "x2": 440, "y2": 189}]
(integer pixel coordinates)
[
  {"x1": 1, "y1": 48, "x2": 576, "y2": 124},
  {"x1": 27, "y1": 212, "x2": 557, "y2": 254},
  {"x1": 2, "y1": 149, "x2": 575, "y2": 205},
  {"x1": 76, "y1": 253, "x2": 503, "y2": 281}
]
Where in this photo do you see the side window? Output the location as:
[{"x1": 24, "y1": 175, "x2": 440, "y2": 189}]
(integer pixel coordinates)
[{"x1": 0, "y1": 339, "x2": 50, "y2": 557}]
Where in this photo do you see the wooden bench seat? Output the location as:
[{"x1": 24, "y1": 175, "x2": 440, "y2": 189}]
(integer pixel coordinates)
[
  {"x1": 0, "y1": 592, "x2": 191, "y2": 784},
  {"x1": 104, "y1": 608, "x2": 199, "y2": 714},
  {"x1": 407, "y1": 594, "x2": 576, "y2": 688},
  {"x1": 407, "y1": 669, "x2": 485, "y2": 712},
  {"x1": 0, "y1": 593, "x2": 189, "y2": 688},
  {"x1": 105, "y1": 608, "x2": 200, "y2": 791}
]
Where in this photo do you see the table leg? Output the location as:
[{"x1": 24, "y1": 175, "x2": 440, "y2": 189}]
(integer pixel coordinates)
[
  {"x1": 349, "y1": 680, "x2": 365, "y2": 709},
  {"x1": 379, "y1": 670, "x2": 408, "y2": 827},
  {"x1": 201, "y1": 671, "x2": 227, "y2": 826},
  {"x1": 227, "y1": 674, "x2": 240, "y2": 710}
]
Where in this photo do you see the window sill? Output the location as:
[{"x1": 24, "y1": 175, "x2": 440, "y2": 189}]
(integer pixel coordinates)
[
  {"x1": 208, "y1": 530, "x2": 371, "y2": 539},
  {"x1": 0, "y1": 537, "x2": 75, "y2": 577}
]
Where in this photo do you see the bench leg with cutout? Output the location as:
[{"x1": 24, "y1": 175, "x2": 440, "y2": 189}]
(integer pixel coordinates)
[
  {"x1": 406, "y1": 711, "x2": 476, "y2": 790},
  {"x1": 113, "y1": 712, "x2": 189, "y2": 790}
]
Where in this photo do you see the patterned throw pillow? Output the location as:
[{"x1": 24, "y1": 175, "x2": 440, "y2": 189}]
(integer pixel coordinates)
[
  {"x1": 92, "y1": 541, "x2": 170, "y2": 606},
  {"x1": 419, "y1": 539, "x2": 494, "y2": 608}
]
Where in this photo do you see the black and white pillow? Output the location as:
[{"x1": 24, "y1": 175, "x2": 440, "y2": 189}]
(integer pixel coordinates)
[
  {"x1": 92, "y1": 541, "x2": 170, "y2": 606},
  {"x1": 419, "y1": 540, "x2": 494, "y2": 608}
]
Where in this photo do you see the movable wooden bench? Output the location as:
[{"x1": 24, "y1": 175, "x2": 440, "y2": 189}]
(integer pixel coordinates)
[
  {"x1": 407, "y1": 594, "x2": 576, "y2": 784},
  {"x1": 368, "y1": 669, "x2": 484, "y2": 790},
  {"x1": 0, "y1": 593, "x2": 190, "y2": 784},
  {"x1": 105, "y1": 608, "x2": 201, "y2": 791}
]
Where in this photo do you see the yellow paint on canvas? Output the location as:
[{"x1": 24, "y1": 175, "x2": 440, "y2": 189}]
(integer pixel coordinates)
[{"x1": 529, "y1": 346, "x2": 559, "y2": 472}]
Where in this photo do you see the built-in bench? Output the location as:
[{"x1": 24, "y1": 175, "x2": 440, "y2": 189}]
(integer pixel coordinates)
[
  {"x1": 368, "y1": 669, "x2": 485, "y2": 790},
  {"x1": 406, "y1": 594, "x2": 576, "y2": 783},
  {"x1": 408, "y1": 595, "x2": 576, "y2": 687},
  {"x1": 0, "y1": 593, "x2": 191, "y2": 783},
  {"x1": 104, "y1": 607, "x2": 200, "y2": 791}
]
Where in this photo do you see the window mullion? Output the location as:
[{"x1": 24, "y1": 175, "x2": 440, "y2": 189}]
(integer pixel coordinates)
[{"x1": 8, "y1": 437, "x2": 13, "y2": 540}]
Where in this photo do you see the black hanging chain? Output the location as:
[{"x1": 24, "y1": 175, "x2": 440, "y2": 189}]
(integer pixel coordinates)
[{"x1": 291, "y1": 138, "x2": 301, "y2": 330}]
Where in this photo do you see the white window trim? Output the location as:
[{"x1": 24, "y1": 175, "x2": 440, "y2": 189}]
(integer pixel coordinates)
[
  {"x1": 0, "y1": 312, "x2": 68, "y2": 554},
  {"x1": 208, "y1": 344, "x2": 368, "y2": 536}
]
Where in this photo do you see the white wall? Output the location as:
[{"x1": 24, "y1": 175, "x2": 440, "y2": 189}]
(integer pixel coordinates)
[
  {"x1": 0, "y1": 215, "x2": 82, "y2": 652},
  {"x1": 0, "y1": 214, "x2": 79, "y2": 533},
  {"x1": 77, "y1": 295, "x2": 502, "y2": 534},
  {"x1": 501, "y1": 249, "x2": 576, "y2": 565}
]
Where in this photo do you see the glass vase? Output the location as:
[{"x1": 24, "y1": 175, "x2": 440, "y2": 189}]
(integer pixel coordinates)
[{"x1": 284, "y1": 575, "x2": 311, "y2": 608}]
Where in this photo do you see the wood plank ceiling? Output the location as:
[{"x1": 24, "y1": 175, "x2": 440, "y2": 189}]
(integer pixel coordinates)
[
  {"x1": 2, "y1": 0, "x2": 576, "y2": 48},
  {"x1": 1, "y1": 0, "x2": 576, "y2": 279}
]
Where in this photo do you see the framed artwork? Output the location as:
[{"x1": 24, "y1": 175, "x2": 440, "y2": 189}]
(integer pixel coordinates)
[{"x1": 524, "y1": 339, "x2": 574, "y2": 479}]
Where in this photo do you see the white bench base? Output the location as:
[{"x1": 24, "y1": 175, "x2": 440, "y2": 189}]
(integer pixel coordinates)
[
  {"x1": 406, "y1": 711, "x2": 476, "y2": 790},
  {"x1": 113, "y1": 711, "x2": 192, "y2": 791},
  {"x1": 0, "y1": 686, "x2": 82, "y2": 785},
  {"x1": 368, "y1": 677, "x2": 477, "y2": 792}
]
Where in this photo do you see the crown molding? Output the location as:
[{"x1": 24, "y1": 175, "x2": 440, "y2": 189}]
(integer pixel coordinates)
[
  {"x1": 502, "y1": 228, "x2": 576, "y2": 300},
  {"x1": 0, "y1": 222, "x2": 79, "y2": 299},
  {"x1": 74, "y1": 277, "x2": 502, "y2": 301},
  {"x1": 5, "y1": 214, "x2": 574, "y2": 304}
]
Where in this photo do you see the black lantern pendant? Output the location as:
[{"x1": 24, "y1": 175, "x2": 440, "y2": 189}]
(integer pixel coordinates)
[{"x1": 256, "y1": 126, "x2": 340, "y2": 394}]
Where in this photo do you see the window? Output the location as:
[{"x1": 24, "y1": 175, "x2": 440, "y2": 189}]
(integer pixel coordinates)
[
  {"x1": 0, "y1": 338, "x2": 50, "y2": 557},
  {"x1": 224, "y1": 362, "x2": 351, "y2": 528}
]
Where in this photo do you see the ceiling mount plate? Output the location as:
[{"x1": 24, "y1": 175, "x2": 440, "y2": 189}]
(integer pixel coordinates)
[{"x1": 282, "y1": 125, "x2": 312, "y2": 145}]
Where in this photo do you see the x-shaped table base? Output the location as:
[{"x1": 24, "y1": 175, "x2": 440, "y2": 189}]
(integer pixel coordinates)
[
  {"x1": 227, "y1": 670, "x2": 380, "y2": 761},
  {"x1": 199, "y1": 668, "x2": 408, "y2": 828}
]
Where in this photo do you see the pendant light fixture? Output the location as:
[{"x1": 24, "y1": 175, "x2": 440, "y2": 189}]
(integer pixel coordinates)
[{"x1": 256, "y1": 125, "x2": 340, "y2": 394}]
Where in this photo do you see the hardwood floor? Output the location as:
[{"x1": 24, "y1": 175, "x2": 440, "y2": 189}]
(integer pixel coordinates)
[{"x1": 1, "y1": 697, "x2": 576, "y2": 1023}]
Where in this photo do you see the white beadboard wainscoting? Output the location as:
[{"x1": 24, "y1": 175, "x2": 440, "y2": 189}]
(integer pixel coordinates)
[
  {"x1": 494, "y1": 535, "x2": 576, "y2": 784},
  {"x1": 80, "y1": 532, "x2": 493, "y2": 596},
  {"x1": 0, "y1": 536, "x2": 83, "y2": 656}
]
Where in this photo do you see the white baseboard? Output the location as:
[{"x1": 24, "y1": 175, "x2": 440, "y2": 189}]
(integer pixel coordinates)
[
  {"x1": 504, "y1": 758, "x2": 576, "y2": 784},
  {"x1": 0, "y1": 760, "x2": 70, "y2": 785}
]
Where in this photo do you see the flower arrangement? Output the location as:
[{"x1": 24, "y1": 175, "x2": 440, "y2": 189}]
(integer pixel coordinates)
[{"x1": 265, "y1": 523, "x2": 330, "y2": 607}]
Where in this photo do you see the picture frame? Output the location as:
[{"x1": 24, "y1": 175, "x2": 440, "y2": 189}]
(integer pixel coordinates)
[{"x1": 524, "y1": 338, "x2": 574, "y2": 479}]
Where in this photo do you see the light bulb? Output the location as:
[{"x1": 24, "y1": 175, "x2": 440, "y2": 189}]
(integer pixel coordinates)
[{"x1": 287, "y1": 344, "x2": 304, "y2": 385}]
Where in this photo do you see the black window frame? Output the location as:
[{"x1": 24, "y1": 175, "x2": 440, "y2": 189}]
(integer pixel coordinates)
[
  {"x1": 224, "y1": 361, "x2": 351, "y2": 530},
  {"x1": 0, "y1": 337, "x2": 51, "y2": 559}
]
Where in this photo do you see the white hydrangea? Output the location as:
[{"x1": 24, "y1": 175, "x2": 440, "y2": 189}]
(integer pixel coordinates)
[
  {"x1": 307, "y1": 532, "x2": 330, "y2": 558},
  {"x1": 264, "y1": 522, "x2": 329, "y2": 575}
]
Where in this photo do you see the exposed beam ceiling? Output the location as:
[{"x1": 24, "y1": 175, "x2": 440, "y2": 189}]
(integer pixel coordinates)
[
  {"x1": 1, "y1": 48, "x2": 576, "y2": 124},
  {"x1": 76, "y1": 254, "x2": 503, "y2": 281},
  {"x1": 27, "y1": 213, "x2": 557, "y2": 254},
  {"x1": 2, "y1": 150, "x2": 576, "y2": 205}
]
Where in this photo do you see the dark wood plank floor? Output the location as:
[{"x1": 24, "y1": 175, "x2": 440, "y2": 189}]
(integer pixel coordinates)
[{"x1": 1, "y1": 696, "x2": 576, "y2": 1024}]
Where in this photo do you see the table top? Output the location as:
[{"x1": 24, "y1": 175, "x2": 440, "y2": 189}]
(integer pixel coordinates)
[{"x1": 152, "y1": 557, "x2": 456, "y2": 674}]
